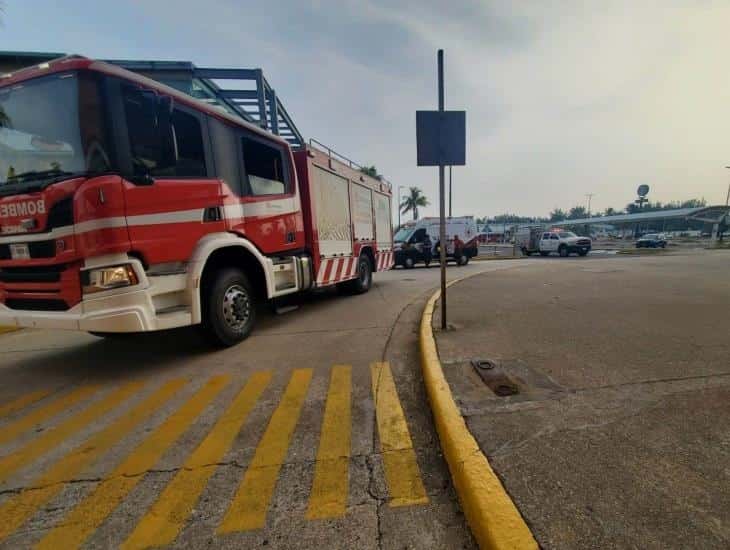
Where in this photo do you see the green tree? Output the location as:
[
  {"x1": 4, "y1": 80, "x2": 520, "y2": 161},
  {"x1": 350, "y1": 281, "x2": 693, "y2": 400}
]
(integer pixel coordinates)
[
  {"x1": 568, "y1": 206, "x2": 588, "y2": 219},
  {"x1": 359, "y1": 165, "x2": 382, "y2": 180},
  {"x1": 549, "y1": 208, "x2": 567, "y2": 222},
  {"x1": 603, "y1": 207, "x2": 618, "y2": 217},
  {"x1": 399, "y1": 187, "x2": 429, "y2": 221}
]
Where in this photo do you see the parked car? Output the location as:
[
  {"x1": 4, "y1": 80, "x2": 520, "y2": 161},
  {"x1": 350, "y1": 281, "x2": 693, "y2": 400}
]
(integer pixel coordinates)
[
  {"x1": 539, "y1": 231, "x2": 592, "y2": 257},
  {"x1": 636, "y1": 233, "x2": 667, "y2": 248}
]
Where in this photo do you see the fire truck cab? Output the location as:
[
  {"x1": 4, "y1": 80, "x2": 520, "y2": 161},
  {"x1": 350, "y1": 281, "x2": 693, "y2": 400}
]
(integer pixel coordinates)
[{"x1": 0, "y1": 57, "x2": 394, "y2": 346}]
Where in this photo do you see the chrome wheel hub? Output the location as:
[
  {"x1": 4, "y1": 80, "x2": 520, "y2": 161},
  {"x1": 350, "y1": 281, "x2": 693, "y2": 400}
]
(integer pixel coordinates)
[{"x1": 222, "y1": 285, "x2": 251, "y2": 332}]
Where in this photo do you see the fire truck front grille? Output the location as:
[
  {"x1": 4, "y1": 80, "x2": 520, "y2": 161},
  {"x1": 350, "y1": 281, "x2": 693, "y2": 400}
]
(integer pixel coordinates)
[
  {"x1": 0, "y1": 265, "x2": 66, "y2": 283},
  {"x1": 0, "y1": 262, "x2": 81, "y2": 312},
  {"x1": 5, "y1": 298, "x2": 69, "y2": 311},
  {"x1": 0, "y1": 240, "x2": 57, "y2": 260}
]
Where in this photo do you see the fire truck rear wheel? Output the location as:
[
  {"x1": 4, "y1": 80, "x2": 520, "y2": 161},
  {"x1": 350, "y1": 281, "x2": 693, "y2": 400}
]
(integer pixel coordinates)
[
  {"x1": 201, "y1": 268, "x2": 256, "y2": 347},
  {"x1": 339, "y1": 254, "x2": 373, "y2": 295}
]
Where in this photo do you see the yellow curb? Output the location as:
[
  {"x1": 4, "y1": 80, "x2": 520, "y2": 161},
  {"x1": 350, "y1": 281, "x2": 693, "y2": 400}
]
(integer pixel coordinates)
[
  {"x1": 420, "y1": 276, "x2": 538, "y2": 550},
  {"x1": 0, "y1": 327, "x2": 19, "y2": 335}
]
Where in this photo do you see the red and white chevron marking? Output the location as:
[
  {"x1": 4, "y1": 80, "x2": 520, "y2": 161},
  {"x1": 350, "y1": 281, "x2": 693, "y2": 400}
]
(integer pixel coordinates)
[
  {"x1": 375, "y1": 251, "x2": 394, "y2": 272},
  {"x1": 315, "y1": 251, "x2": 394, "y2": 287}
]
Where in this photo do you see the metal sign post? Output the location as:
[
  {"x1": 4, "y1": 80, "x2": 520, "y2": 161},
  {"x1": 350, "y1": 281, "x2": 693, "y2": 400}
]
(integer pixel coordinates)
[
  {"x1": 438, "y1": 50, "x2": 447, "y2": 329},
  {"x1": 416, "y1": 50, "x2": 466, "y2": 331}
]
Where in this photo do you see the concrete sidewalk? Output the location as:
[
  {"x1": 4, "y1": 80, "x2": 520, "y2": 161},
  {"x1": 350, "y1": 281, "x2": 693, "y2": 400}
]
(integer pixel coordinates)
[{"x1": 433, "y1": 252, "x2": 730, "y2": 549}]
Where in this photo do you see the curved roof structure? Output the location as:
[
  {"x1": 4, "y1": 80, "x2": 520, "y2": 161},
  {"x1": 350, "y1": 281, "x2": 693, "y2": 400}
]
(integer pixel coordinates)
[{"x1": 551, "y1": 205, "x2": 729, "y2": 226}]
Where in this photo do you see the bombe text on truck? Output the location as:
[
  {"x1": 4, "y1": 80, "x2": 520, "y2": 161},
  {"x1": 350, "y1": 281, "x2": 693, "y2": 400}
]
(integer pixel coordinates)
[{"x1": 0, "y1": 56, "x2": 394, "y2": 346}]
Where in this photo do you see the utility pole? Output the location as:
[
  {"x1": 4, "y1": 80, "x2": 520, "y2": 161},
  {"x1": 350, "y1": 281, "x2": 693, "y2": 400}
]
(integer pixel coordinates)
[
  {"x1": 449, "y1": 165, "x2": 452, "y2": 218},
  {"x1": 725, "y1": 167, "x2": 730, "y2": 206},
  {"x1": 586, "y1": 193, "x2": 594, "y2": 217}
]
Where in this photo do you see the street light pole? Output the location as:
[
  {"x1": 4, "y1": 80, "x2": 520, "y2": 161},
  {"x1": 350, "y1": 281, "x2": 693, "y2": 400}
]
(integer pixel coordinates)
[
  {"x1": 586, "y1": 193, "x2": 594, "y2": 217},
  {"x1": 397, "y1": 185, "x2": 404, "y2": 230},
  {"x1": 725, "y1": 167, "x2": 730, "y2": 207}
]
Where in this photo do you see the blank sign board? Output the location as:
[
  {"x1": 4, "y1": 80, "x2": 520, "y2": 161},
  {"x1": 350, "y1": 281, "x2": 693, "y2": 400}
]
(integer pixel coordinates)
[{"x1": 416, "y1": 110, "x2": 466, "y2": 166}]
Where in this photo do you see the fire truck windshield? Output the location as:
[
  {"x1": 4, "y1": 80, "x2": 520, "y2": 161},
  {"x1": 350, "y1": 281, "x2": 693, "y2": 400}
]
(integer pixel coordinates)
[{"x1": 0, "y1": 71, "x2": 113, "y2": 194}]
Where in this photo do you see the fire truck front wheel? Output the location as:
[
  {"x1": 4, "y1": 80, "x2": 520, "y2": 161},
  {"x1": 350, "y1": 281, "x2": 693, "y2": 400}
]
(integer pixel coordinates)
[
  {"x1": 200, "y1": 268, "x2": 256, "y2": 347},
  {"x1": 339, "y1": 254, "x2": 373, "y2": 295}
]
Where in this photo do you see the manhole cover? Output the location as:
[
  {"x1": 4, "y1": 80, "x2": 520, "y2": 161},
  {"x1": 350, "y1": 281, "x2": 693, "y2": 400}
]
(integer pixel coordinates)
[
  {"x1": 471, "y1": 359, "x2": 521, "y2": 397},
  {"x1": 471, "y1": 358, "x2": 495, "y2": 370},
  {"x1": 401, "y1": 278, "x2": 417, "y2": 282}
]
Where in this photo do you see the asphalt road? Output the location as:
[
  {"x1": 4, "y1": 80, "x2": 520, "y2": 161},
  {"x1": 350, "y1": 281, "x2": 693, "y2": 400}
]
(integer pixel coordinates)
[{"x1": 0, "y1": 258, "x2": 532, "y2": 550}]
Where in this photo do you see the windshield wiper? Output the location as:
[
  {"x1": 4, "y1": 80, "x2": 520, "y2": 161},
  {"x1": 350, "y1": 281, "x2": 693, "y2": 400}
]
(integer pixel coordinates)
[
  {"x1": 3, "y1": 169, "x2": 73, "y2": 185},
  {"x1": 0, "y1": 170, "x2": 117, "y2": 197}
]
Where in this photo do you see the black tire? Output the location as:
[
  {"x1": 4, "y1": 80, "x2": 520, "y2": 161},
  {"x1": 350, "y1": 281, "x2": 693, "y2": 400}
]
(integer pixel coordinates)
[
  {"x1": 578, "y1": 250, "x2": 588, "y2": 256},
  {"x1": 540, "y1": 251, "x2": 550, "y2": 257},
  {"x1": 88, "y1": 331, "x2": 135, "y2": 339},
  {"x1": 403, "y1": 256, "x2": 415, "y2": 269},
  {"x1": 521, "y1": 247, "x2": 528, "y2": 256},
  {"x1": 559, "y1": 245, "x2": 569, "y2": 257},
  {"x1": 457, "y1": 254, "x2": 469, "y2": 266},
  {"x1": 424, "y1": 258, "x2": 431, "y2": 267},
  {"x1": 199, "y1": 268, "x2": 256, "y2": 347},
  {"x1": 339, "y1": 254, "x2": 373, "y2": 295}
]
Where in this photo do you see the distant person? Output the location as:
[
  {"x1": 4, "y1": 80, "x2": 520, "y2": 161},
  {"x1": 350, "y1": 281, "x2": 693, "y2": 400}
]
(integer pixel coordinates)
[
  {"x1": 453, "y1": 235, "x2": 463, "y2": 257},
  {"x1": 422, "y1": 233, "x2": 433, "y2": 265}
]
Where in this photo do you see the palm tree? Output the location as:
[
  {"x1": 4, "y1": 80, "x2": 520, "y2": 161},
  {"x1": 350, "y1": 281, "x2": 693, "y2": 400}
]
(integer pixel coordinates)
[{"x1": 400, "y1": 187, "x2": 429, "y2": 221}]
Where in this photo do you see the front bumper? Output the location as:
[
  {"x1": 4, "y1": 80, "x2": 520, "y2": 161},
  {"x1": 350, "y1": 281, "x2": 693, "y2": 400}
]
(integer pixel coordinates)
[
  {"x1": 0, "y1": 287, "x2": 159, "y2": 332},
  {"x1": 0, "y1": 263, "x2": 192, "y2": 333}
]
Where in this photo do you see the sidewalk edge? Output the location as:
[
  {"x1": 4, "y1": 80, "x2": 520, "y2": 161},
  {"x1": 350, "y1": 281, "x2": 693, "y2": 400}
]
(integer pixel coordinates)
[{"x1": 419, "y1": 276, "x2": 538, "y2": 550}]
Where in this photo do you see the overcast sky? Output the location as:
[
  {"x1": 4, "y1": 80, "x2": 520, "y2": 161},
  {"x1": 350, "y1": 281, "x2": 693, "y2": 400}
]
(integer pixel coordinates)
[{"x1": 3, "y1": 1, "x2": 729, "y2": 218}]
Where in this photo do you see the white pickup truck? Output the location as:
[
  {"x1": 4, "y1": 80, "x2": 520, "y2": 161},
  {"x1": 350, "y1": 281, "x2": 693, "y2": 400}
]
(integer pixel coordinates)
[{"x1": 516, "y1": 227, "x2": 592, "y2": 257}]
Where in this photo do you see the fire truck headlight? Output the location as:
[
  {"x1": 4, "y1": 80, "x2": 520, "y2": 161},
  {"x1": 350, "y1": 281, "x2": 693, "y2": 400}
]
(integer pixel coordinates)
[{"x1": 82, "y1": 264, "x2": 139, "y2": 294}]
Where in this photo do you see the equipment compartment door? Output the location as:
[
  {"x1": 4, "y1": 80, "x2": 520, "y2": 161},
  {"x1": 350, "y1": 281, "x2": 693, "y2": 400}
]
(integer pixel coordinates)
[
  {"x1": 351, "y1": 183, "x2": 374, "y2": 242},
  {"x1": 311, "y1": 165, "x2": 352, "y2": 257},
  {"x1": 374, "y1": 191, "x2": 392, "y2": 251}
]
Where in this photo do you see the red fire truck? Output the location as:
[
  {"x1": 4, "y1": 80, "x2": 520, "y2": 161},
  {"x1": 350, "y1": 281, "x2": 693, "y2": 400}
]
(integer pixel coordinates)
[{"x1": 0, "y1": 57, "x2": 394, "y2": 346}]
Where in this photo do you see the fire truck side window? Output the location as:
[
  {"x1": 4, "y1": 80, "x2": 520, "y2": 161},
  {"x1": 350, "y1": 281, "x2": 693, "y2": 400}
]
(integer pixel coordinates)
[
  {"x1": 122, "y1": 85, "x2": 206, "y2": 178},
  {"x1": 167, "y1": 109, "x2": 206, "y2": 177},
  {"x1": 208, "y1": 118, "x2": 242, "y2": 194},
  {"x1": 241, "y1": 136, "x2": 288, "y2": 196}
]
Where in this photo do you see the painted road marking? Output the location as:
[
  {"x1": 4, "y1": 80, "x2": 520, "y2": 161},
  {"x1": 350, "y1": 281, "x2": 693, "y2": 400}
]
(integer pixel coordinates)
[
  {"x1": 306, "y1": 365, "x2": 352, "y2": 520},
  {"x1": 218, "y1": 368, "x2": 313, "y2": 533},
  {"x1": 0, "y1": 379, "x2": 184, "y2": 543},
  {"x1": 36, "y1": 376, "x2": 230, "y2": 550},
  {"x1": 0, "y1": 364, "x2": 429, "y2": 546},
  {"x1": 0, "y1": 382, "x2": 143, "y2": 483},
  {"x1": 371, "y1": 362, "x2": 429, "y2": 507},
  {"x1": 0, "y1": 385, "x2": 98, "y2": 446},
  {"x1": 0, "y1": 390, "x2": 52, "y2": 419},
  {"x1": 122, "y1": 371, "x2": 272, "y2": 550}
]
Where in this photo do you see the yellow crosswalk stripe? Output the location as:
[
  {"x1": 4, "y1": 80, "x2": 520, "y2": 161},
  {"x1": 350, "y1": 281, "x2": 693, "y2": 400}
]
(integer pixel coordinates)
[
  {"x1": 0, "y1": 379, "x2": 184, "y2": 543},
  {"x1": 218, "y1": 368, "x2": 313, "y2": 533},
  {"x1": 306, "y1": 365, "x2": 352, "y2": 519},
  {"x1": 36, "y1": 376, "x2": 230, "y2": 550},
  {"x1": 370, "y1": 362, "x2": 428, "y2": 507},
  {"x1": 0, "y1": 390, "x2": 52, "y2": 420},
  {"x1": 122, "y1": 371, "x2": 272, "y2": 550},
  {"x1": 0, "y1": 382, "x2": 142, "y2": 483},
  {"x1": 0, "y1": 385, "x2": 98, "y2": 447}
]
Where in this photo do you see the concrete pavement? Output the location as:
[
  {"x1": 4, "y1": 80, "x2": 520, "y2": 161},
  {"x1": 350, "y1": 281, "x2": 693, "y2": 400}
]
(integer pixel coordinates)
[{"x1": 434, "y1": 250, "x2": 730, "y2": 549}]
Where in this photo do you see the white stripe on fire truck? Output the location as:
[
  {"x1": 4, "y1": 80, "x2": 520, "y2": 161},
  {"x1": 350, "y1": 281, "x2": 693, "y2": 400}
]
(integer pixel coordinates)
[
  {"x1": 0, "y1": 209, "x2": 206, "y2": 245},
  {"x1": 222, "y1": 198, "x2": 298, "y2": 220}
]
